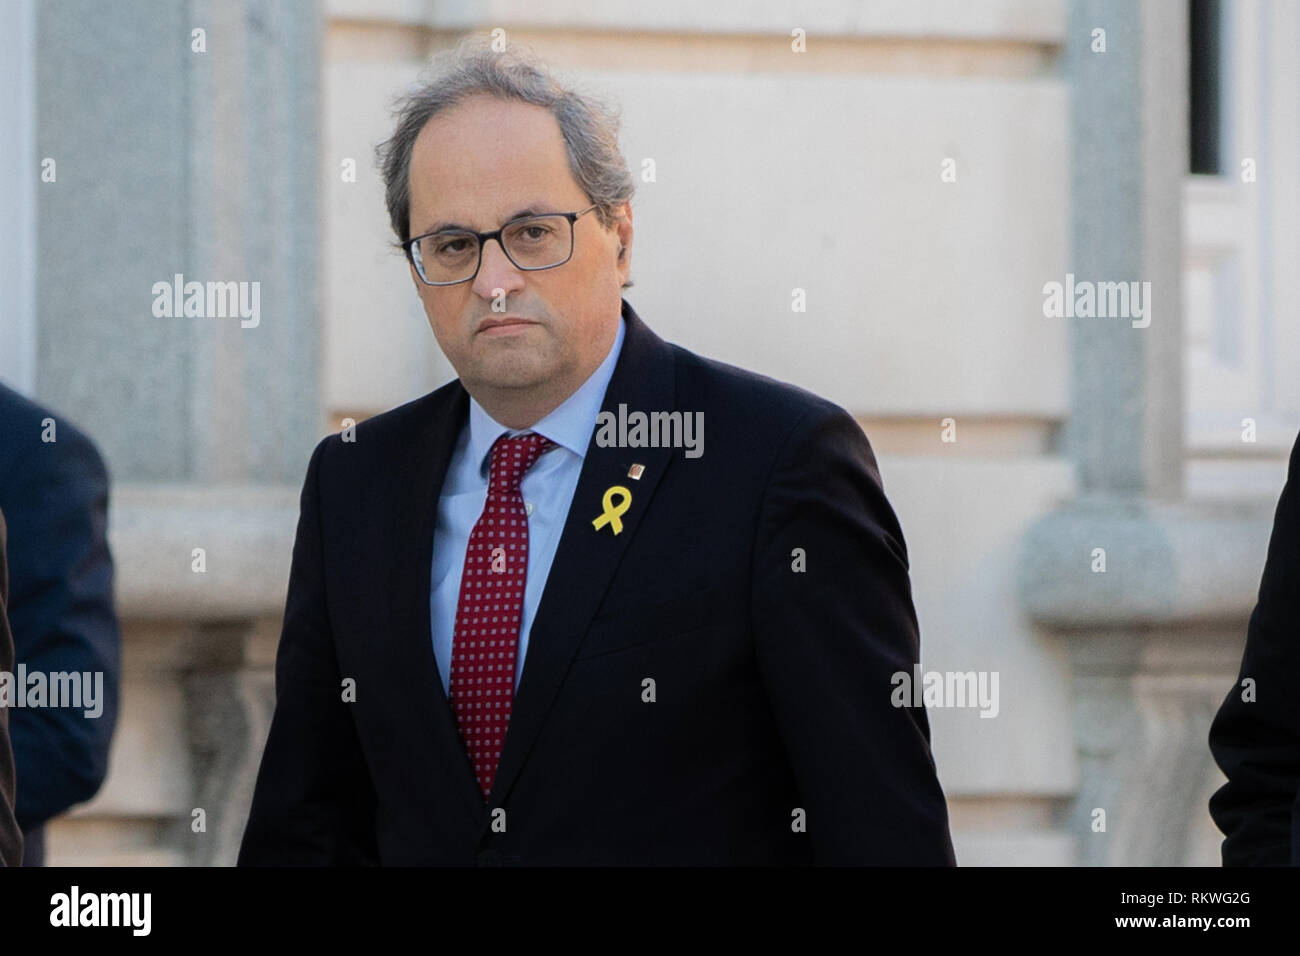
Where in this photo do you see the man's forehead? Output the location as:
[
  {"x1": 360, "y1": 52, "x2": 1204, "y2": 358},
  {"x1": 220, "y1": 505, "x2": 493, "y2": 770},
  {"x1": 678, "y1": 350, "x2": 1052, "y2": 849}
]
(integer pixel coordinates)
[{"x1": 408, "y1": 96, "x2": 581, "y2": 231}]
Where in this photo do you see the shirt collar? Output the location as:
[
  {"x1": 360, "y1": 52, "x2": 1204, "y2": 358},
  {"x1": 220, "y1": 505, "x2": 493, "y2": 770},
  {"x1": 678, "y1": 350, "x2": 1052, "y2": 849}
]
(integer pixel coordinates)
[{"x1": 465, "y1": 314, "x2": 627, "y2": 479}]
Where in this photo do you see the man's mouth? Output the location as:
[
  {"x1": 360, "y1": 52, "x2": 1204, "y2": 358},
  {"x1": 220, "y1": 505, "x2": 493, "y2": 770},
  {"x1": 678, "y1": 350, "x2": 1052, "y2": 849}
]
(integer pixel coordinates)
[{"x1": 478, "y1": 316, "x2": 539, "y2": 334}]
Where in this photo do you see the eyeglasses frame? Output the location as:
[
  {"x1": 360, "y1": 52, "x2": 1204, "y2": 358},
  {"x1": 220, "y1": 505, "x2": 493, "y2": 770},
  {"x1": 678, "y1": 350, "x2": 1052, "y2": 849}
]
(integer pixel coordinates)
[{"x1": 404, "y1": 203, "x2": 603, "y2": 286}]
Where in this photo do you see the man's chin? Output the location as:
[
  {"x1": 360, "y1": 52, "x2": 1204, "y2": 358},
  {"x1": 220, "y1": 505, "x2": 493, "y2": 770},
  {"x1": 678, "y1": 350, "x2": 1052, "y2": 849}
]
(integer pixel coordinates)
[{"x1": 465, "y1": 362, "x2": 555, "y2": 392}]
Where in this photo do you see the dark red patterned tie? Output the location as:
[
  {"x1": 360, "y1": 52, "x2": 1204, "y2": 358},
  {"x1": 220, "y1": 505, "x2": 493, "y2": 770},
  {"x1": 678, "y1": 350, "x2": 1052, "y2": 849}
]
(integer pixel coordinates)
[{"x1": 450, "y1": 431, "x2": 555, "y2": 800}]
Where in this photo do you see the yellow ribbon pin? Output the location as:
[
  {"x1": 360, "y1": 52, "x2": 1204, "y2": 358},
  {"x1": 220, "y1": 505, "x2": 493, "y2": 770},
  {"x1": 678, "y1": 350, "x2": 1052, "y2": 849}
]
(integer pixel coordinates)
[{"x1": 592, "y1": 485, "x2": 632, "y2": 535}]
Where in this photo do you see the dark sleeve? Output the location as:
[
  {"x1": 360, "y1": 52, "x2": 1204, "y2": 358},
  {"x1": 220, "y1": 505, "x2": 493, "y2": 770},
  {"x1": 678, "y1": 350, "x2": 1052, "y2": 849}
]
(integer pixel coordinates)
[
  {"x1": 3, "y1": 427, "x2": 120, "y2": 830},
  {"x1": 0, "y1": 508, "x2": 28, "y2": 866},
  {"x1": 1208, "y1": 431, "x2": 1300, "y2": 866},
  {"x1": 238, "y1": 436, "x2": 379, "y2": 865},
  {"x1": 751, "y1": 402, "x2": 956, "y2": 865}
]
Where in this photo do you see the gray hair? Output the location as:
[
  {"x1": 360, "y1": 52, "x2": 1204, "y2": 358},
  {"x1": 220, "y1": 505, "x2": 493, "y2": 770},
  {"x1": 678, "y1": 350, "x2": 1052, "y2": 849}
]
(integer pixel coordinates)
[{"x1": 376, "y1": 37, "x2": 635, "y2": 257}]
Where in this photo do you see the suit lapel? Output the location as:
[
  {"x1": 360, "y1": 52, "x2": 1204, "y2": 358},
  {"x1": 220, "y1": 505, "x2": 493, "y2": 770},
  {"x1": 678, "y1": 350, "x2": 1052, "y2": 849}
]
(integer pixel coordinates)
[
  {"x1": 386, "y1": 382, "x2": 489, "y2": 828},
  {"x1": 487, "y1": 301, "x2": 679, "y2": 808}
]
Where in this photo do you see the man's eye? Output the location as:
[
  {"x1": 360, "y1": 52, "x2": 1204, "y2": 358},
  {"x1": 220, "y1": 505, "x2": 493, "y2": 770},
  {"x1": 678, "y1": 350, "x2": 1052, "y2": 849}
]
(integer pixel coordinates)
[
  {"x1": 435, "y1": 238, "x2": 472, "y2": 256},
  {"x1": 515, "y1": 224, "x2": 554, "y2": 242}
]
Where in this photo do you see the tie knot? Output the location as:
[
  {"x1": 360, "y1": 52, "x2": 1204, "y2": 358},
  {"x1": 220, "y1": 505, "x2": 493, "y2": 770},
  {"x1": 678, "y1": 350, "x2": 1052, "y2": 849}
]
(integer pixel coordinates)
[{"x1": 487, "y1": 432, "x2": 555, "y2": 494}]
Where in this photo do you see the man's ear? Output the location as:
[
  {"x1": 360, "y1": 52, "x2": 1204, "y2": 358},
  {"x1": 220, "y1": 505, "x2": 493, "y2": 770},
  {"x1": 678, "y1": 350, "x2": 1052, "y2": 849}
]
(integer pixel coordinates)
[{"x1": 612, "y1": 201, "x2": 633, "y2": 262}]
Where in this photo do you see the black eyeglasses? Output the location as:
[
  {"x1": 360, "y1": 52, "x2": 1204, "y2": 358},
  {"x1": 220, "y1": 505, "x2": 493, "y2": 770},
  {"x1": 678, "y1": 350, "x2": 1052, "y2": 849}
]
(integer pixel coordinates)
[{"x1": 404, "y1": 204, "x2": 601, "y2": 286}]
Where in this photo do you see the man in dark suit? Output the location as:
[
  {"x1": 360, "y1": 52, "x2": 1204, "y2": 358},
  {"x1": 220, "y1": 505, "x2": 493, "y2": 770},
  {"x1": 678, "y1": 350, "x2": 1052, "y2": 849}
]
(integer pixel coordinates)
[
  {"x1": 1209, "y1": 431, "x2": 1300, "y2": 865},
  {"x1": 0, "y1": 383, "x2": 121, "y2": 866},
  {"x1": 239, "y1": 39, "x2": 955, "y2": 865},
  {"x1": 0, "y1": 507, "x2": 26, "y2": 865}
]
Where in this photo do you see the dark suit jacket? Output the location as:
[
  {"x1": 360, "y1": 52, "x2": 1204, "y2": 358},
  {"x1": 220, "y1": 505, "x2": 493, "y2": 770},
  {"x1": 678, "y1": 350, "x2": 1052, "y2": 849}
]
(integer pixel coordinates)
[
  {"x1": 1209, "y1": 431, "x2": 1300, "y2": 866},
  {"x1": 0, "y1": 507, "x2": 25, "y2": 865},
  {"x1": 0, "y1": 383, "x2": 121, "y2": 866},
  {"x1": 239, "y1": 299, "x2": 956, "y2": 865}
]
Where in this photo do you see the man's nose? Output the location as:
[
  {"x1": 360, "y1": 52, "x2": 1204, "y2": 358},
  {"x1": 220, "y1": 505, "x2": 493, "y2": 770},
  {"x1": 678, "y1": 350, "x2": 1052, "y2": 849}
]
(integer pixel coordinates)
[{"x1": 472, "y1": 237, "x2": 525, "y2": 299}]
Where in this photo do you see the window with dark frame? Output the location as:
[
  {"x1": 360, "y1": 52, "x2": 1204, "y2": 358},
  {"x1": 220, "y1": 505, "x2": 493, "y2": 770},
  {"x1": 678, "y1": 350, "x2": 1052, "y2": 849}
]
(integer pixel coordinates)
[{"x1": 1189, "y1": 0, "x2": 1222, "y2": 175}]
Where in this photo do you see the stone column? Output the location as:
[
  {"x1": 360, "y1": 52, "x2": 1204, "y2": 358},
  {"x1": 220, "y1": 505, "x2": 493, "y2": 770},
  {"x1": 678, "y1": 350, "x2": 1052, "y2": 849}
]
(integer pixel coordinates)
[
  {"x1": 1018, "y1": 0, "x2": 1269, "y2": 865},
  {"x1": 1064, "y1": 0, "x2": 1184, "y2": 499},
  {"x1": 37, "y1": 0, "x2": 321, "y2": 482},
  {"x1": 35, "y1": 0, "x2": 321, "y2": 864}
]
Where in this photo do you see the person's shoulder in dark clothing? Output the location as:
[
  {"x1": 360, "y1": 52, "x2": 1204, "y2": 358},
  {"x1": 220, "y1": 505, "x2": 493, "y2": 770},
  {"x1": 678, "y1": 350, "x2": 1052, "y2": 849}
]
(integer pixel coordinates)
[
  {"x1": 0, "y1": 383, "x2": 121, "y2": 866},
  {"x1": 1208, "y1": 431, "x2": 1300, "y2": 866}
]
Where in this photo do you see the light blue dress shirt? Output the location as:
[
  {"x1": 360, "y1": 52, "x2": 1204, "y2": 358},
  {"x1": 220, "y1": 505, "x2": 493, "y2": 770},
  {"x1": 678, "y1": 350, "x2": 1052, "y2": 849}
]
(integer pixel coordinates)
[{"x1": 430, "y1": 314, "x2": 627, "y2": 697}]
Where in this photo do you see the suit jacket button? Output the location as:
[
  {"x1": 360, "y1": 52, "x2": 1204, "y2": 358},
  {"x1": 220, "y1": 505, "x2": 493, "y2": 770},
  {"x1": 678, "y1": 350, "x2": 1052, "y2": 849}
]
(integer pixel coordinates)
[{"x1": 477, "y1": 849, "x2": 503, "y2": 866}]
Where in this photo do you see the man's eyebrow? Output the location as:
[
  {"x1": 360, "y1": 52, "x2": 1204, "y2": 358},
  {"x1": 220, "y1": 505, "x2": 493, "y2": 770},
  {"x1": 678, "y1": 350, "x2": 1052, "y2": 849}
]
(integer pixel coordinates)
[{"x1": 421, "y1": 206, "x2": 556, "y2": 235}]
